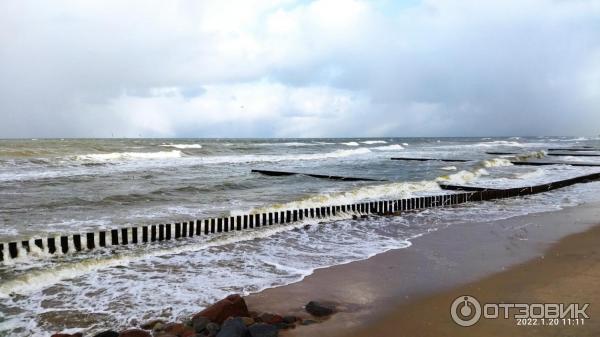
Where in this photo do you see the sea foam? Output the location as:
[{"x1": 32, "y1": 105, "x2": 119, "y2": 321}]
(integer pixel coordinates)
[{"x1": 75, "y1": 150, "x2": 183, "y2": 162}]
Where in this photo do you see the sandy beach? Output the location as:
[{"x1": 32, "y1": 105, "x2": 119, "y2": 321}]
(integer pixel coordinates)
[{"x1": 246, "y1": 202, "x2": 600, "y2": 337}]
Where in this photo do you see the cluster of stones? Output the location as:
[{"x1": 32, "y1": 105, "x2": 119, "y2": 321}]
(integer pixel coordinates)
[{"x1": 50, "y1": 295, "x2": 336, "y2": 337}]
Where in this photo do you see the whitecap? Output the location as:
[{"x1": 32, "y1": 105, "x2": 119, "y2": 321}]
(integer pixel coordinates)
[
  {"x1": 159, "y1": 144, "x2": 202, "y2": 149},
  {"x1": 75, "y1": 150, "x2": 183, "y2": 162},
  {"x1": 372, "y1": 144, "x2": 405, "y2": 151},
  {"x1": 361, "y1": 140, "x2": 387, "y2": 145}
]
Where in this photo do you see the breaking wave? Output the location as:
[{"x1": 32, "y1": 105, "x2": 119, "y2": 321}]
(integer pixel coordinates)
[
  {"x1": 75, "y1": 150, "x2": 183, "y2": 162},
  {"x1": 245, "y1": 180, "x2": 443, "y2": 214},
  {"x1": 362, "y1": 140, "x2": 387, "y2": 145},
  {"x1": 160, "y1": 144, "x2": 202, "y2": 149},
  {"x1": 200, "y1": 148, "x2": 372, "y2": 164},
  {"x1": 436, "y1": 158, "x2": 513, "y2": 185},
  {"x1": 372, "y1": 144, "x2": 404, "y2": 151}
]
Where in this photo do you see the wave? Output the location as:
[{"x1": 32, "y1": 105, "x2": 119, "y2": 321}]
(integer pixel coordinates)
[
  {"x1": 244, "y1": 180, "x2": 443, "y2": 214},
  {"x1": 480, "y1": 158, "x2": 513, "y2": 168},
  {"x1": 436, "y1": 157, "x2": 513, "y2": 185},
  {"x1": 0, "y1": 214, "x2": 362, "y2": 297},
  {"x1": 513, "y1": 168, "x2": 545, "y2": 180},
  {"x1": 372, "y1": 144, "x2": 404, "y2": 151},
  {"x1": 341, "y1": 142, "x2": 360, "y2": 146},
  {"x1": 201, "y1": 148, "x2": 372, "y2": 164},
  {"x1": 440, "y1": 166, "x2": 457, "y2": 171},
  {"x1": 160, "y1": 144, "x2": 202, "y2": 149},
  {"x1": 436, "y1": 168, "x2": 489, "y2": 185},
  {"x1": 254, "y1": 142, "x2": 318, "y2": 147},
  {"x1": 361, "y1": 140, "x2": 387, "y2": 145},
  {"x1": 473, "y1": 140, "x2": 523, "y2": 147},
  {"x1": 74, "y1": 150, "x2": 183, "y2": 162},
  {"x1": 511, "y1": 150, "x2": 547, "y2": 162}
]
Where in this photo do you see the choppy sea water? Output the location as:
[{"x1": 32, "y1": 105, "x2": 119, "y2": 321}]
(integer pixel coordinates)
[{"x1": 1, "y1": 137, "x2": 600, "y2": 336}]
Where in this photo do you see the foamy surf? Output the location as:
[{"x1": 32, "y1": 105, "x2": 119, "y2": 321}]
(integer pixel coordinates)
[
  {"x1": 160, "y1": 144, "x2": 202, "y2": 149},
  {"x1": 198, "y1": 148, "x2": 372, "y2": 164},
  {"x1": 243, "y1": 180, "x2": 443, "y2": 215},
  {"x1": 372, "y1": 144, "x2": 404, "y2": 151},
  {"x1": 361, "y1": 140, "x2": 387, "y2": 145},
  {"x1": 436, "y1": 157, "x2": 512, "y2": 185},
  {"x1": 75, "y1": 150, "x2": 183, "y2": 162}
]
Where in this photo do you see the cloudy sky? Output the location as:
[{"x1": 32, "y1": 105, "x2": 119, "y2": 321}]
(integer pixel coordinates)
[{"x1": 1, "y1": 0, "x2": 599, "y2": 138}]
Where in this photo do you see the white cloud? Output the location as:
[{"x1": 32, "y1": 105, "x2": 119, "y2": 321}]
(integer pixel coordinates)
[{"x1": 0, "y1": 0, "x2": 599, "y2": 137}]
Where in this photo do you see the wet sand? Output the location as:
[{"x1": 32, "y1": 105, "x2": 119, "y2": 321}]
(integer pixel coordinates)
[{"x1": 245, "y1": 202, "x2": 600, "y2": 336}]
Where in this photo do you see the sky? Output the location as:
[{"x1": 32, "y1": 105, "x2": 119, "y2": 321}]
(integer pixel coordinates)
[{"x1": 0, "y1": 0, "x2": 599, "y2": 138}]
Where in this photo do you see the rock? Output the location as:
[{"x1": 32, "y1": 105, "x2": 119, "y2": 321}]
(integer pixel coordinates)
[
  {"x1": 240, "y1": 317, "x2": 255, "y2": 326},
  {"x1": 300, "y1": 319, "x2": 317, "y2": 326},
  {"x1": 282, "y1": 316, "x2": 297, "y2": 324},
  {"x1": 51, "y1": 334, "x2": 82, "y2": 337},
  {"x1": 274, "y1": 322, "x2": 293, "y2": 330},
  {"x1": 305, "y1": 301, "x2": 335, "y2": 317},
  {"x1": 193, "y1": 294, "x2": 249, "y2": 325},
  {"x1": 153, "y1": 322, "x2": 164, "y2": 332},
  {"x1": 206, "y1": 322, "x2": 220, "y2": 336},
  {"x1": 192, "y1": 316, "x2": 210, "y2": 333},
  {"x1": 154, "y1": 334, "x2": 178, "y2": 337},
  {"x1": 140, "y1": 319, "x2": 165, "y2": 330},
  {"x1": 181, "y1": 329, "x2": 197, "y2": 337},
  {"x1": 257, "y1": 313, "x2": 282, "y2": 325},
  {"x1": 248, "y1": 323, "x2": 278, "y2": 337},
  {"x1": 94, "y1": 331, "x2": 120, "y2": 337},
  {"x1": 179, "y1": 326, "x2": 196, "y2": 337},
  {"x1": 163, "y1": 323, "x2": 187, "y2": 336},
  {"x1": 216, "y1": 318, "x2": 247, "y2": 337},
  {"x1": 118, "y1": 329, "x2": 151, "y2": 337}
]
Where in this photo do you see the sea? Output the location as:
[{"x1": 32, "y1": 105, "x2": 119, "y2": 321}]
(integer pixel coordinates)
[{"x1": 1, "y1": 137, "x2": 600, "y2": 336}]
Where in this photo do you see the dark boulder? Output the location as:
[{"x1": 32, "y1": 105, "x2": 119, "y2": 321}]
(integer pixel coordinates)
[
  {"x1": 305, "y1": 301, "x2": 335, "y2": 317},
  {"x1": 282, "y1": 316, "x2": 297, "y2": 324},
  {"x1": 248, "y1": 323, "x2": 278, "y2": 337},
  {"x1": 194, "y1": 294, "x2": 249, "y2": 324},
  {"x1": 118, "y1": 329, "x2": 151, "y2": 337},
  {"x1": 192, "y1": 316, "x2": 211, "y2": 333},
  {"x1": 216, "y1": 318, "x2": 248, "y2": 337},
  {"x1": 206, "y1": 322, "x2": 221, "y2": 337},
  {"x1": 257, "y1": 313, "x2": 282, "y2": 325},
  {"x1": 94, "y1": 331, "x2": 120, "y2": 337},
  {"x1": 163, "y1": 322, "x2": 192, "y2": 336},
  {"x1": 274, "y1": 322, "x2": 293, "y2": 330}
]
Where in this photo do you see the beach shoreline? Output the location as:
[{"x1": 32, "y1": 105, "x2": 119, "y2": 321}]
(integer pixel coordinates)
[{"x1": 245, "y1": 201, "x2": 600, "y2": 337}]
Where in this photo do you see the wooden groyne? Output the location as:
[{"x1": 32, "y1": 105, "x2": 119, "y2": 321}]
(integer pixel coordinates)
[
  {"x1": 390, "y1": 157, "x2": 600, "y2": 167},
  {"x1": 511, "y1": 161, "x2": 600, "y2": 167},
  {"x1": 251, "y1": 169, "x2": 387, "y2": 182},
  {"x1": 390, "y1": 157, "x2": 471, "y2": 162},
  {"x1": 2, "y1": 171, "x2": 600, "y2": 264},
  {"x1": 486, "y1": 151, "x2": 600, "y2": 157},
  {"x1": 547, "y1": 148, "x2": 599, "y2": 152}
]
